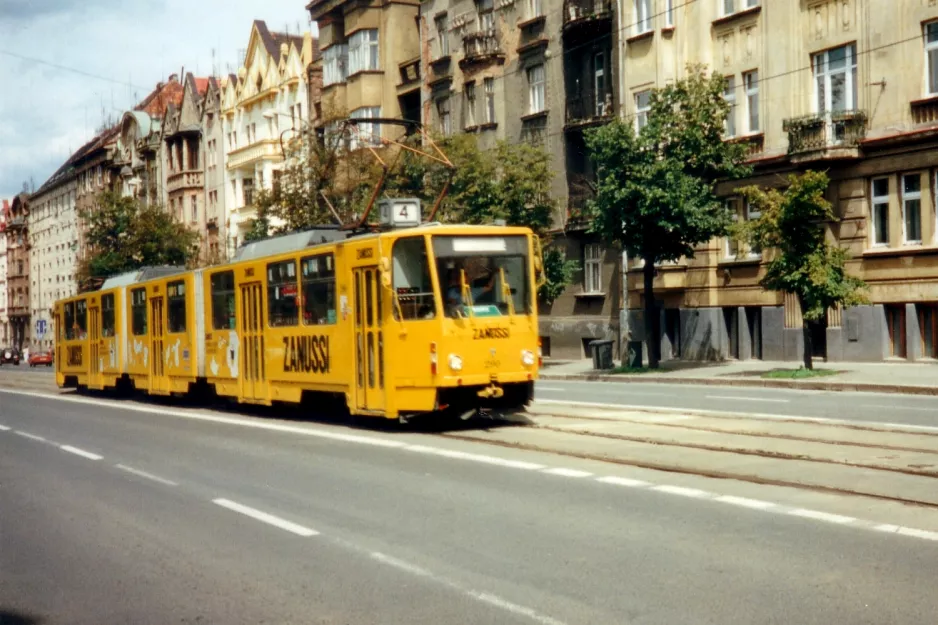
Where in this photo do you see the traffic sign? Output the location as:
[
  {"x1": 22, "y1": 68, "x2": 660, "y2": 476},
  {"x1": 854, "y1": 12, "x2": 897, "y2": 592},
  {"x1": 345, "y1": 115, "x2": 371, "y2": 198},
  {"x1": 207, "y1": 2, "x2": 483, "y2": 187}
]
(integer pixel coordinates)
[{"x1": 36, "y1": 319, "x2": 46, "y2": 337}]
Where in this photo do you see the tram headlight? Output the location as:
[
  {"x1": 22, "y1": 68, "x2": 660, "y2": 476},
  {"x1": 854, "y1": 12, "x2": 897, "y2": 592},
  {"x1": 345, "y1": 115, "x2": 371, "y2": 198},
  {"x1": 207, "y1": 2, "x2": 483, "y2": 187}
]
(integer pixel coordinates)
[
  {"x1": 521, "y1": 350, "x2": 536, "y2": 367},
  {"x1": 448, "y1": 353, "x2": 464, "y2": 372}
]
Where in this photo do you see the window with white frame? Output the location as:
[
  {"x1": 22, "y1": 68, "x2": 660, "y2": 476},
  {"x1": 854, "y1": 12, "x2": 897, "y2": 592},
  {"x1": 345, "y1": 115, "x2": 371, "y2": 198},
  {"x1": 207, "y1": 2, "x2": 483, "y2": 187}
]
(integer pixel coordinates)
[
  {"x1": 725, "y1": 198, "x2": 741, "y2": 258},
  {"x1": 665, "y1": 0, "x2": 674, "y2": 26},
  {"x1": 634, "y1": 0, "x2": 652, "y2": 34},
  {"x1": 437, "y1": 97, "x2": 452, "y2": 136},
  {"x1": 349, "y1": 106, "x2": 381, "y2": 149},
  {"x1": 926, "y1": 22, "x2": 938, "y2": 95},
  {"x1": 635, "y1": 90, "x2": 651, "y2": 130},
  {"x1": 723, "y1": 76, "x2": 736, "y2": 137},
  {"x1": 528, "y1": 0, "x2": 543, "y2": 18},
  {"x1": 348, "y1": 30, "x2": 379, "y2": 74},
  {"x1": 435, "y1": 15, "x2": 449, "y2": 58},
  {"x1": 584, "y1": 244, "x2": 602, "y2": 293},
  {"x1": 484, "y1": 78, "x2": 496, "y2": 124},
  {"x1": 593, "y1": 52, "x2": 606, "y2": 116},
  {"x1": 745, "y1": 199, "x2": 762, "y2": 257},
  {"x1": 744, "y1": 70, "x2": 759, "y2": 133},
  {"x1": 527, "y1": 64, "x2": 545, "y2": 114},
  {"x1": 323, "y1": 44, "x2": 349, "y2": 86},
  {"x1": 902, "y1": 173, "x2": 923, "y2": 244},
  {"x1": 723, "y1": 0, "x2": 759, "y2": 15},
  {"x1": 813, "y1": 43, "x2": 857, "y2": 115},
  {"x1": 477, "y1": 0, "x2": 494, "y2": 31},
  {"x1": 191, "y1": 196, "x2": 198, "y2": 223},
  {"x1": 871, "y1": 177, "x2": 889, "y2": 246},
  {"x1": 465, "y1": 83, "x2": 477, "y2": 128}
]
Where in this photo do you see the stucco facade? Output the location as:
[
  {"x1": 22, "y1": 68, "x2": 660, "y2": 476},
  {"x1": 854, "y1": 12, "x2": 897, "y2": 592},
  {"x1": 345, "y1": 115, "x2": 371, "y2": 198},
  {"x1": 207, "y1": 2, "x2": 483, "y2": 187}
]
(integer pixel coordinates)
[
  {"x1": 6, "y1": 194, "x2": 30, "y2": 350},
  {"x1": 620, "y1": 0, "x2": 938, "y2": 363},
  {"x1": 222, "y1": 21, "x2": 315, "y2": 254},
  {"x1": 0, "y1": 200, "x2": 8, "y2": 346}
]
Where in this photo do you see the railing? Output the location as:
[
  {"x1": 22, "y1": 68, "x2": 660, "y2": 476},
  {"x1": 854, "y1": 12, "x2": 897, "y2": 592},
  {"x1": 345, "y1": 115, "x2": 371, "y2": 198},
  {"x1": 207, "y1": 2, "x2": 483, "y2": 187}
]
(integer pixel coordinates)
[
  {"x1": 563, "y1": 0, "x2": 613, "y2": 27},
  {"x1": 226, "y1": 140, "x2": 281, "y2": 170},
  {"x1": 783, "y1": 110, "x2": 867, "y2": 155},
  {"x1": 566, "y1": 88, "x2": 615, "y2": 124},
  {"x1": 166, "y1": 170, "x2": 204, "y2": 193},
  {"x1": 462, "y1": 31, "x2": 503, "y2": 62}
]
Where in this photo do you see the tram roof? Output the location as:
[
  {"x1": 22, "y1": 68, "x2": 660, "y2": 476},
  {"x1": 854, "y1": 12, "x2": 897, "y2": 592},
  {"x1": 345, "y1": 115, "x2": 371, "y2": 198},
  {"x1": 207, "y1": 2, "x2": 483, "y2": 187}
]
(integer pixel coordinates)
[{"x1": 99, "y1": 266, "x2": 187, "y2": 290}]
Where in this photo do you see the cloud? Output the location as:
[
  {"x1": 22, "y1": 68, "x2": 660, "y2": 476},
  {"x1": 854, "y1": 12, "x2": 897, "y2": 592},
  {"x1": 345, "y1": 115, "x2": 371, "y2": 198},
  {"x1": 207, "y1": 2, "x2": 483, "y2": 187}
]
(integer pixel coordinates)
[{"x1": 0, "y1": 0, "x2": 312, "y2": 199}]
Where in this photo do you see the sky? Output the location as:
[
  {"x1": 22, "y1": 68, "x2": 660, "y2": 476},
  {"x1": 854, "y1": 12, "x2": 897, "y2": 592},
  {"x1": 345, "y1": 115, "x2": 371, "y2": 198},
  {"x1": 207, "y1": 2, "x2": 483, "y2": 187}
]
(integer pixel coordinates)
[{"x1": 0, "y1": 0, "x2": 317, "y2": 200}]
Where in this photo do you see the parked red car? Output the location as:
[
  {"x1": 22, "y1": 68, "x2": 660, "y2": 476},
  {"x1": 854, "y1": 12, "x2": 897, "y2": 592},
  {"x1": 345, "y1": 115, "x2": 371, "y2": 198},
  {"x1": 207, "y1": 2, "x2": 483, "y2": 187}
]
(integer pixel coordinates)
[{"x1": 28, "y1": 351, "x2": 53, "y2": 367}]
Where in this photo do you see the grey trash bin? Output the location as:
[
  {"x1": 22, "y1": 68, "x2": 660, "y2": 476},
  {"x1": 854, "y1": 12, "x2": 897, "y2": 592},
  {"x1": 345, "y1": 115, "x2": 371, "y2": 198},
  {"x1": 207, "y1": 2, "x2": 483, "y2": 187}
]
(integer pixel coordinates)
[
  {"x1": 589, "y1": 339, "x2": 614, "y2": 370},
  {"x1": 626, "y1": 341, "x2": 643, "y2": 368}
]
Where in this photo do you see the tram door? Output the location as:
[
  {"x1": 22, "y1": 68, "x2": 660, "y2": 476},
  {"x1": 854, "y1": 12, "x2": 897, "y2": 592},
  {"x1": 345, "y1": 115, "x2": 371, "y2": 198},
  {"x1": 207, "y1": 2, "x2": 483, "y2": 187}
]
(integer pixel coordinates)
[
  {"x1": 239, "y1": 282, "x2": 267, "y2": 402},
  {"x1": 88, "y1": 303, "x2": 102, "y2": 388},
  {"x1": 149, "y1": 296, "x2": 169, "y2": 394},
  {"x1": 353, "y1": 267, "x2": 385, "y2": 413}
]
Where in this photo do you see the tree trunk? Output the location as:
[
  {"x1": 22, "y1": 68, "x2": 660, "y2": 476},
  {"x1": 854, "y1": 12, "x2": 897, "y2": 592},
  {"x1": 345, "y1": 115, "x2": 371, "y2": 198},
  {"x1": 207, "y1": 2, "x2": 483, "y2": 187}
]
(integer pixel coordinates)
[
  {"x1": 643, "y1": 257, "x2": 660, "y2": 369},
  {"x1": 799, "y1": 297, "x2": 813, "y2": 370}
]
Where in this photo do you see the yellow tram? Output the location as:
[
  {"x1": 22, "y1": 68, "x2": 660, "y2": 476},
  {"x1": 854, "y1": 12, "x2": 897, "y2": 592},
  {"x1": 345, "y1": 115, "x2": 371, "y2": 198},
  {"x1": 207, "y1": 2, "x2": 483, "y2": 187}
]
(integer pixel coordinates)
[{"x1": 54, "y1": 209, "x2": 543, "y2": 420}]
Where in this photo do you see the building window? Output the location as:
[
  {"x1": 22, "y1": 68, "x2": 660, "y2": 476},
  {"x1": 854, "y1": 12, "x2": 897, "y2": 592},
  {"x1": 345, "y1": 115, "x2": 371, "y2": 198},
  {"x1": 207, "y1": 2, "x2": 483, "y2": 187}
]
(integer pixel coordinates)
[
  {"x1": 349, "y1": 29, "x2": 379, "y2": 74},
  {"x1": 191, "y1": 196, "x2": 198, "y2": 223},
  {"x1": 871, "y1": 177, "x2": 889, "y2": 246},
  {"x1": 927, "y1": 22, "x2": 938, "y2": 95},
  {"x1": 435, "y1": 15, "x2": 449, "y2": 58},
  {"x1": 484, "y1": 78, "x2": 496, "y2": 124},
  {"x1": 477, "y1": 0, "x2": 494, "y2": 32},
  {"x1": 813, "y1": 43, "x2": 857, "y2": 115},
  {"x1": 723, "y1": 0, "x2": 759, "y2": 15},
  {"x1": 437, "y1": 97, "x2": 452, "y2": 136},
  {"x1": 665, "y1": 0, "x2": 674, "y2": 26},
  {"x1": 349, "y1": 106, "x2": 382, "y2": 149},
  {"x1": 584, "y1": 244, "x2": 602, "y2": 293},
  {"x1": 465, "y1": 83, "x2": 477, "y2": 128},
  {"x1": 725, "y1": 198, "x2": 741, "y2": 258},
  {"x1": 267, "y1": 260, "x2": 299, "y2": 327},
  {"x1": 919, "y1": 303, "x2": 938, "y2": 359},
  {"x1": 745, "y1": 199, "x2": 761, "y2": 257},
  {"x1": 527, "y1": 64, "x2": 545, "y2": 115},
  {"x1": 243, "y1": 178, "x2": 254, "y2": 207},
  {"x1": 635, "y1": 90, "x2": 651, "y2": 131},
  {"x1": 744, "y1": 70, "x2": 759, "y2": 133},
  {"x1": 323, "y1": 44, "x2": 349, "y2": 86},
  {"x1": 902, "y1": 173, "x2": 923, "y2": 244},
  {"x1": 528, "y1": 0, "x2": 543, "y2": 18},
  {"x1": 723, "y1": 76, "x2": 736, "y2": 137},
  {"x1": 634, "y1": 0, "x2": 651, "y2": 34},
  {"x1": 593, "y1": 52, "x2": 607, "y2": 116}
]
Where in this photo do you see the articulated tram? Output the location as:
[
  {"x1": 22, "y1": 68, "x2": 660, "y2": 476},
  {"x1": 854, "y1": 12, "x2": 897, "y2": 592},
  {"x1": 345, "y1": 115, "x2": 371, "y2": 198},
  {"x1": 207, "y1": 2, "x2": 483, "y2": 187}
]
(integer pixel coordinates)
[{"x1": 53, "y1": 211, "x2": 543, "y2": 420}]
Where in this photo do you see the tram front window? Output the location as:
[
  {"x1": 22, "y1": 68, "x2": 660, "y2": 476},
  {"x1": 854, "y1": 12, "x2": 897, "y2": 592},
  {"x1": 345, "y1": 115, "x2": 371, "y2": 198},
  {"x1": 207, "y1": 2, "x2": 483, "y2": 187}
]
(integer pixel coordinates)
[{"x1": 432, "y1": 235, "x2": 530, "y2": 319}]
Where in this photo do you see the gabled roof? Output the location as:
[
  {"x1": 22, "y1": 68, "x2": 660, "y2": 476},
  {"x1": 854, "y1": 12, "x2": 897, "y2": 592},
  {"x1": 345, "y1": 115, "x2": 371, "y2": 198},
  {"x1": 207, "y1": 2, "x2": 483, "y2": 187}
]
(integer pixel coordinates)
[
  {"x1": 134, "y1": 75, "x2": 185, "y2": 118},
  {"x1": 254, "y1": 20, "x2": 306, "y2": 65}
]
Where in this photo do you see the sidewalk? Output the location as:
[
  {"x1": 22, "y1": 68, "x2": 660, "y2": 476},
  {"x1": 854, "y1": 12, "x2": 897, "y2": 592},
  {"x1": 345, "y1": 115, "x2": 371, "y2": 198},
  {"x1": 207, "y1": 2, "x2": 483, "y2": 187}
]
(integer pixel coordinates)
[{"x1": 539, "y1": 358, "x2": 938, "y2": 395}]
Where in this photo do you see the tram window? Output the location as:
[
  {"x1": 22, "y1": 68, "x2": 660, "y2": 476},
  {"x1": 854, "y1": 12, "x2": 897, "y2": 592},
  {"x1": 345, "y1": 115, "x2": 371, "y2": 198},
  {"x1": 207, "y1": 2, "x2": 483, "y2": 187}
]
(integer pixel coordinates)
[
  {"x1": 131, "y1": 288, "x2": 148, "y2": 336},
  {"x1": 210, "y1": 271, "x2": 236, "y2": 330},
  {"x1": 75, "y1": 299, "x2": 87, "y2": 339},
  {"x1": 101, "y1": 293, "x2": 116, "y2": 337},
  {"x1": 64, "y1": 302, "x2": 75, "y2": 340},
  {"x1": 391, "y1": 236, "x2": 435, "y2": 320},
  {"x1": 167, "y1": 280, "x2": 187, "y2": 333},
  {"x1": 301, "y1": 253, "x2": 336, "y2": 325},
  {"x1": 267, "y1": 260, "x2": 299, "y2": 327}
]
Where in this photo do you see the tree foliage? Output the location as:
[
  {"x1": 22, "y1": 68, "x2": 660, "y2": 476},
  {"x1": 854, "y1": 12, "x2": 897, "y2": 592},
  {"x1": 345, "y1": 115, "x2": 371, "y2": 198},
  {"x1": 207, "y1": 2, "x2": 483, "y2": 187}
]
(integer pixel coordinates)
[
  {"x1": 736, "y1": 170, "x2": 867, "y2": 369},
  {"x1": 585, "y1": 64, "x2": 751, "y2": 367},
  {"x1": 77, "y1": 191, "x2": 200, "y2": 282}
]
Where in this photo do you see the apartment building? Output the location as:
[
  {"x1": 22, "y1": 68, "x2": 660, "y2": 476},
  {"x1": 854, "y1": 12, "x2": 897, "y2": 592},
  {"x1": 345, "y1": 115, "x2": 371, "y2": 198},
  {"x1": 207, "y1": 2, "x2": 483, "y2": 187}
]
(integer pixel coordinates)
[
  {"x1": 6, "y1": 194, "x2": 29, "y2": 350},
  {"x1": 222, "y1": 20, "x2": 316, "y2": 254},
  {"x1": 0, "y1": 200, "x2": 8, "y2": 346},
  {"x1": 622, "y1": 0, "x2": 938, "y2": 363}
]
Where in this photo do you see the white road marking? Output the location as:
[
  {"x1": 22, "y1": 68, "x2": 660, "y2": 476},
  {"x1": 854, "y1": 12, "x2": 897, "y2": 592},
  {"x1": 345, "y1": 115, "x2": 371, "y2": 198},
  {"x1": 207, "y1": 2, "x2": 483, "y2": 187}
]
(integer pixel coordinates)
[
  {"x1": 652, "y1": 485, "x2": 712, "y2": 498},
  {"x1": 868, "y1": 404, "x2": 938, "y2": 413},
  {"x1": 60, "y1": 445, "x2": 102, "y2": 461},
  {"x1": 212, "y1": 498, "x2": 319, "y2": 537},
  {"x1": 0, "y1": 424, "x2": 11, "y2": 431},
  {"x1": 115, "y1": 464, "x2": 178, "y2": 486},
  {"x1": 466, "y1": 591, "x2": 568, "y2": 625},
  {"x1": 541, "y1": 467, "x2": 593, "y2": 478},
  {"x1": 15, "y1": 431, "x2": 47, "y2": 442},
  {"x1": 596, "y1": 476, "x2": 650, "y2": 488},
  {"x1": 706, "y1": 395, "x2": 790, "y2": 403},
  {"x1": 714, "y1": 495, "x2": 776, "y2": 510},
  {"x1": 787, "y1": 508, "x2": 855, "y2": 524},
  {"x1": 370, "y1": 552, "x2": 432, "y2": 577},
  {"x1": 535, "y1": 386, "x2": 566, "y2": 392},
  {"x1": 874, "y1": 525, "x2": 938, "y2": 541},
  {"x1": 405, "y1": 444, "x2": 545, "y2": 470}
]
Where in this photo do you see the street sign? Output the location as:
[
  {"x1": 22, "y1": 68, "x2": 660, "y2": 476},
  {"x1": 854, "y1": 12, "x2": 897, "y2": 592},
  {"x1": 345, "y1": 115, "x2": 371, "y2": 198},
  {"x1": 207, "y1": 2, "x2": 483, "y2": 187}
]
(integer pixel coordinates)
[{"x1": 36, "y1": 319, "x2": 46, "y2": 338}]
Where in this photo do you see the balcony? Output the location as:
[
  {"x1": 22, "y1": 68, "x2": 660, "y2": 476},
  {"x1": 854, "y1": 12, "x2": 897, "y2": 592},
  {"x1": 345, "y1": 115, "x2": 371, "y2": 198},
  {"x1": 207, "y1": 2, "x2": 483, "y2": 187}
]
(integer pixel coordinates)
[
  {"x1": 166, "y1": 170, "x2": 204, "y2": 194},
  {"x1": 6, "y1": 216, "x2": 26, "y2": 231},
  {"x1": 226, "y1": 140, "x2": 282, "y2": 170},
  {"x1": 565, "y1": 88, "x2": 615, "y2": 127},
  {"x1": 563, "y1": 0, "x2": 613, "y2": 34},
  {"x1": 460, "y1": 32, "x2": 505, "y2": 69},
  {"x1": 783, "y1": 110, "x2": 867, "y2": 162}
]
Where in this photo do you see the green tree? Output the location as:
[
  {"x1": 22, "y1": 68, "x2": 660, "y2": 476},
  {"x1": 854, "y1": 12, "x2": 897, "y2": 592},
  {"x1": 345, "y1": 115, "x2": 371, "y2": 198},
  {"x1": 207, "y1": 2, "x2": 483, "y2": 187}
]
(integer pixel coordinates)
[
  {"x1": 78, "y1": 191, "x2": 200, "y2": 283},
  {"x1": 736, "y1": 171, "x2": 867, "y2": 370},
  {"x1": 585, "y1": 64, "x2": 751, "y2": 368}
]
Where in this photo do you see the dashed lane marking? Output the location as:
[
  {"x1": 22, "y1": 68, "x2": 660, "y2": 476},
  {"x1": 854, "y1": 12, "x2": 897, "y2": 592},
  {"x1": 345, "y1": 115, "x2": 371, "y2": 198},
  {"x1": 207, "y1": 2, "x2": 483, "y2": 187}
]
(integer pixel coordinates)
[
  {"x1": 541, "y1": 467, "x2": 593, "y2": 478},
  {"x1": 705, "y1": 395, "x2": 790, "y2": 404},
  {"x1": 0, "y1": 424, "x2": 11, "y2": 431},
  {"x1": 59, "y1": 445, "x2": 103, "y2": 461},
  {"x1": 212, "y1": 498, "x2": 319, "y2": 537},
  {"x1": 115, "y1": 464, "x2": 178, "y2": 486},
  {"x1": 15, "y1": 430, "x2": 47, "y2": 442}
]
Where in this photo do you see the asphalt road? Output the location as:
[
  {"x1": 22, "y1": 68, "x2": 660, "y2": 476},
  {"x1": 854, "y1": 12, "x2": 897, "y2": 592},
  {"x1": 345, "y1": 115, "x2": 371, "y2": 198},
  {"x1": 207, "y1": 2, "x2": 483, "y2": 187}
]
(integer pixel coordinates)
[
  {"x1": 2, "y1": 391, "x2": 938, "y2": 624},
  {"x1": 535, "y1": 379, "x2": 938, "y2": 427}
]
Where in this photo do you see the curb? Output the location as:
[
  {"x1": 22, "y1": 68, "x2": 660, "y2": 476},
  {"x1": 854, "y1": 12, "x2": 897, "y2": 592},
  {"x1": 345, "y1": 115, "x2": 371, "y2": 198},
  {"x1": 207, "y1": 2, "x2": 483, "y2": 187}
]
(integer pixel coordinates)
[{"x1": 538, "y1": 372, "x2": 938, "y2": 396}]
